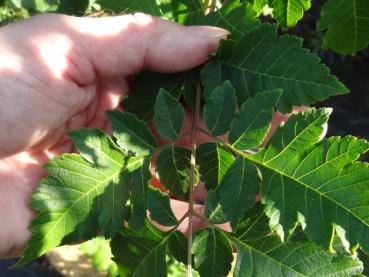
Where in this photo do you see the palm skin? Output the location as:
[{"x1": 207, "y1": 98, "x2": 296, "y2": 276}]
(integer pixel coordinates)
[{"x1": 0, "y1": 13, "x2": 229, "y2": 258}]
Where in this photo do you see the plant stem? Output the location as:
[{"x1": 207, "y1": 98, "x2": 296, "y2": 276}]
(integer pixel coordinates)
[{"x1": 187, "y1": 81, "x2": 202, "y2": 277}]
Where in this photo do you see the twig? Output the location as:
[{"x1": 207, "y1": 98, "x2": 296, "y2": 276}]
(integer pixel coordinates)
[{"x1": 187, "y1": 81, "x2": 202, "y2": 277}]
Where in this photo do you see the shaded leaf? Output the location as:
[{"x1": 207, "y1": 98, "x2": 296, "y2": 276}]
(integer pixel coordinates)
[
  {"x1": 156, "y1": 144, "x2": 196, "y2": 198},
  {"x1": 121, "y1": 71, "x2": 184, "y2": 121},
  {"x1": 217, "y1": 157, "x2": 260, "y2": 229},
  {"x1": 111, "y1": 221, "x2": 167, "y2": 277},
  {"x1": 154, "y1": 89, "x2": 185, "y2": 140},
  {"x1": 192, "y1": 228, "x2": 234, "y2": 277},
  {"x1": 168, "y1": 231, "x2": 188, "y2": 265},
  {"x1": 205, "y1": 190, "x2": 228, "y2": 224},
  {"x1": 204, "y1": 81, "x2": 236, "y2": 136},
  {"x1": 108, "y1": 111, "x2": 157, "y2": 156},
  {"x1": 229, "y1": 89, "x2": 282, "y2": 150},
  {"x1": 317, "y1": 0, "x2": 369, "y2": 55},
  {"x1": 196, "y1": 142, "x2": 235, "y2": 190},
  {"x1": 201, "y1": 24, "x2": 348, "y2": 113},
  {"x1": 129, "y1": 158, "x2": 151, "y2": 230},
  {"x1": 147, "y1": 186, "x2": 177, "y2": 227},
  {"x1": 200, "y1": 0, "x2": 261, "y2": 38},
  {"x1": 232, "y1": 203, "x2": 271, "y2": 241}
]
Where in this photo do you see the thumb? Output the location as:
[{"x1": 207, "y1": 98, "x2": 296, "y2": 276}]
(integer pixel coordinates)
[{"x1": 64, "y1": 13, "x2": 229, "y2": 84}]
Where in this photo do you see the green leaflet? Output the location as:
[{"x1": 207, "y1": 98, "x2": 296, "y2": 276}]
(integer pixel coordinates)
[
  {"x1": 205, "y1": 190, "x2": 228, "y2": 224},
  {"x1": 232, "y1": 235, "x2": 363, "y2": 276},
  {"x1": 199, "y1": 0, "x2": 261, "y2": 38},
  {"x1": 272, "y1": 0, "x2": 311, "y2": 28},
  {"x1": 201, "y1": 24, "x2": 348, "y2": 113},
  {"x1": 229, "y1": 89, "x2": 282, "y2": 150},
  {"x1": 121, "y1": 71, "x2": 184, "y2": 121},
  {"x1": 168, "y1": 231, "x2": 188, "y2": 265},
  {"x1": 129, "y1": 158, "x2": 151, "y2": 230},
  {"x1": 317, "y1": 0, "x2": 369, "y2": 55},
  {"x1": 154, "y1": 89, "x2": 185, "y2": 140},
  {"x1": 111, "y1": 221, "x2": 168, "y2": 277},
  {"x1": 231, "y1": 205, "x2": 363, "y2": 276},
  {"x1": 156, "y1": 144, "x2": 196, "y2": 198},
  {"x1": 192, "y1": 228, "x2": 234, "y2": 277},
  {"x1": 147, "y1": 186, "x2": 177, "y2": 226},
  {"x1": 108, "y1": 111, "x2": 157, "y2": 156},
  {"x1": 171, "y1": 0, "x2": 203, "y2": 25},
  {"x1": 240, "y1": 108, "x2": 369, "y2": 253},
  {"x1": 57, "y1": 0, "x2": 89, "y2": 15},
  {"x1": 203, "y1": 81, "x2": 236, "y2": 136},
  {"x1": 196, "y1": 142, "x2": 235, "y2": 190},
  {"x1": 17, "y1": 129, "x2": 132, "y2": 266},
  {"x1": 80, "y1": 237, "x2": 118, "y2": 277},
  {"x1": 217, "y1": 157, "x2": 260, "y2": 229}
]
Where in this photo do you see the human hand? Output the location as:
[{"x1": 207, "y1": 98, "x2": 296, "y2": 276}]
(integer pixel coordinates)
[{"x1": 0, "y1": 13, "x2": 229, "y2": 258}]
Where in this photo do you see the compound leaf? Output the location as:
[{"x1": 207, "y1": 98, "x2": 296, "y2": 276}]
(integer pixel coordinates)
[
  {"x1": 192, "y1": 228, "x2": 234, "y2": 277},
  {"x1": 272, "y1": 0, "x2": 311, "y2": 28},
  {"x1": 196, "y1": 142, "x2": 235, "y2": 190},
  {"x1": 108, "y1": 111, "x2": 157, "y2": 156},
  {"x1": 201, "y1": 24, "x2": 348, "y2": 113},
  {"x1": 17, "y1": 129, "x2": 132, "y2": 266},
  {"x1": 317, "y1": 0, "x2": 369, "y2": 55},
  {"x1": 229, "y1": 89, "x2": 282, "y2": 150},
  {"x1": 242, "y1": 108, "x2": 369, "y2": 253},
  {"x1": 156, "y1": 144, "x2": 195, "y2": 198},
  {"x1": 154, "y1": 89, "x2": 185, "y2": 140},
  {"x1": 203, "y1": 81, "x2": 236, "y2": 136},
  {"x1": 147, "y1": 186, "x2": 177, "y2": 227}
]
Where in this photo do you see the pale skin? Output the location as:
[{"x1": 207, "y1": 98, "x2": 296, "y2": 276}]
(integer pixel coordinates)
[{"x1": 0, "y1": 13, "x2": 295, "y2": 259}]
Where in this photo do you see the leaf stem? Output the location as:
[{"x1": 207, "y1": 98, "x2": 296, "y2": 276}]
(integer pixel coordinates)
[{"x1": 187, "y1": 81, "x2": 202, "y2": 277}]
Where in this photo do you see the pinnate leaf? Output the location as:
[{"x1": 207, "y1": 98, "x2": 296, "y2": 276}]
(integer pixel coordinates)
[
  {"x1": 203, "y1": 81, "x2": 236, "y2": 136},
  {"x1": 317, "y1": 0, "x2": 369, "y2": 55},
  {"x1": 147, "y1": 186, "x2": 177, "y2": 227},
  {"x1": 201, "y1": 24, "x2": 348, "y2": 113},
  {"x1": 108, "y1": 111, "x2": 157, "y2": 156},
  {"x1": 192, "y1": 228, "x2": 233, "y2": 277},
  {"x1": 229, "y1": 89, "x2": 282, "y2": 150},
  {"x1": 154, "y1": 88, "x2": 185, "y2": 140}
]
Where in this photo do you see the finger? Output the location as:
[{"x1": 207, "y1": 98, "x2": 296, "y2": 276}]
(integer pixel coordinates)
[{"x1": 61, "y1": 13, "x2": 229, "y2": 84}]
